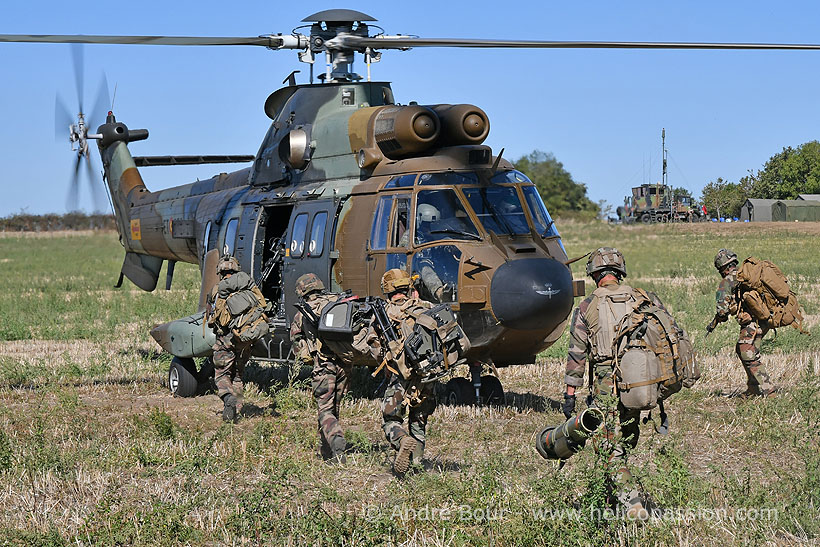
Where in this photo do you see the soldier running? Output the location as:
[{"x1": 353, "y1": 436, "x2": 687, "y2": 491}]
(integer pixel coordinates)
[
  {"x1": 290, "y1": 273, "x2": 351, "y2": 463},
  {"x1": 707, "y1": 249, "x2": 775, "y2": 397},
  {"x1": 377, "y1": 269, "x2": 436, "y2": 475},
  {"x1": 205, "y1": 255, "x2": 269, "y2": 422}
]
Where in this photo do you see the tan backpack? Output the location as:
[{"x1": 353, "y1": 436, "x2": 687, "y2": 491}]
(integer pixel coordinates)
[
  {"x1": 207, "y1": 271, "x2": 269, "y2": 343},
  {"x1": 736, "y1": 257, "x2": 804, "y2": 331},
  {"x1": 612, "y1": 289, "x2": 699, "y2": 411}
]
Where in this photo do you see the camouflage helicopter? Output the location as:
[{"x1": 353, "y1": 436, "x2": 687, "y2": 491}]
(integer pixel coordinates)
[{"x1": 4, "y1": 9, "x2": 820, "y2": 403}]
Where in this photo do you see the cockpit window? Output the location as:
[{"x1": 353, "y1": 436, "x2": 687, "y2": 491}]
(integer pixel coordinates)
[
  {"x1": 490, "y1": 170, "x2": 532, "y2": 184},
  {"x1": 462, "y1": 186, "x2": 530, "y2": 236},
  {"x1": 415, "y1": 189, "x2": 480, "y2": 245},
  {"x1": 522, "y1": 186, "x2": 559, "y2": 238},
  {"x1": 418, "y1": 172, "x2": 480, "y2": 185}
]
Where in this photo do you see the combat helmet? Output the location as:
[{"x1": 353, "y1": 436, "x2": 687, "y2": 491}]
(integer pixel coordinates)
[
  {"x1": 714, "y1": 248, "x2": 738, "y2": 271},
  {"x1": 295, "y1": 273, "x2": 324, "y2": 297},
  {"x1": 585, "y1": 247, "x2": 627, "y2": 278},
  {"x1": 381, "y1": 268, "x2": 412, "y2": 295},
  {"x1": 417, "y1": 203, "x2": 440, "y2": 223},
  {"x1": 216, "y1": 255, "x2": 241, "y2": 276}
]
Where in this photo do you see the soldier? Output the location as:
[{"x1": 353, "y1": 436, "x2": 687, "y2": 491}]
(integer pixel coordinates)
[
  {"x1": 707, "y1": 249, "x2": 775, "y2": 397},
  {"x1": 562, "y1": 247, "x2": 666, "y2": 519},
  {"x1": 290, "y1": 273, "x2": 351, "y2": 463},
  {"x1": 378, "y1": 268, "x2": 436, "y2": 475},
  {"x1": 205, "y1": 255, "x2": 269, "y2": 422}
]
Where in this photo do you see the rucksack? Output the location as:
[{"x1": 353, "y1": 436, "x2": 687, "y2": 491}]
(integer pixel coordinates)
[
  {"x1": 736, "y1": 257, "x2": 804, "y2": 331},
  {"x1": 609, "y1": 288, "x2": 700, "y2": 411},
  {"x1": 207, "y1": 271, "x2": 269, "y2": 343}
]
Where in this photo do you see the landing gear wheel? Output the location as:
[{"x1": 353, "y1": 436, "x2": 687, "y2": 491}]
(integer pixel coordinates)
[
  {"x1": 479, "y1": 375, "x2": 504, "y2": 405},
  {"x1": 168, "y1": 357, "x2": 198, "y2": 398},
  {"x1": 445, "y1": 377, "x2": 474, "y2": 406},
  {"x1": 640, "y1": 213, "x2": 652, "y2": 224}
]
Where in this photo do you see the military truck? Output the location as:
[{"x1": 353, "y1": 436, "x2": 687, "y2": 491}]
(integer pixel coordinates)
[{"x1": 618, "y1": 183, "x2": 702, "y2": 223}]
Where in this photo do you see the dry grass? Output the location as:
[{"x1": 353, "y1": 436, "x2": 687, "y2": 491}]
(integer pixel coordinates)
[{"x1": 0, "y1": 223, "x2": 818, "y2": 545}]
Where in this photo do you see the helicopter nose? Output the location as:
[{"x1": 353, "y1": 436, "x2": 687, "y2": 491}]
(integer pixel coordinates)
[{"x1": 489, "y1": 258, "x2": 574, "y2": 331}]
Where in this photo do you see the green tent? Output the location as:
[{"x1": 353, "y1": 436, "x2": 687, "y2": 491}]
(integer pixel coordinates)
[{"x1": 772, "y1": 200, "x2": 820, "y2": 221}]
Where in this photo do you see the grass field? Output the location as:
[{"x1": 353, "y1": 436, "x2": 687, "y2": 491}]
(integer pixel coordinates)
[{"x1": 0, "y1": 222, "x2": 818, "y2": 545}]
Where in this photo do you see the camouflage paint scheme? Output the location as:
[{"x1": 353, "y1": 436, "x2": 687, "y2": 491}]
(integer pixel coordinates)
[{"x1": 103, "y1": 81, "x2": 579, "y2": 368}]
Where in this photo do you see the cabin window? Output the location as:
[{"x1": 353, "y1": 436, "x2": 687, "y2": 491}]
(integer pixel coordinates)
[
  {"x1": 370, "y1": 196, "x2": 392, "y2": 251},
  {"x1": 308, "y1": 212, "x2": 328, "y2": 257},
  {"x1": 463, "y1": 186, "x2": 529, "y2": 236},
  {"x1": 290, "y1": 213, "x2": 308, "y2": 258},
  {"x1": 415, "y1": 189, "x2": 479, "y2": 245},
  {"x1": 224, "y1": 218, "x2": 239, "y2": 255},
  {"x1": 203, "y1": 221, "x2": 212, "y2": 256}
]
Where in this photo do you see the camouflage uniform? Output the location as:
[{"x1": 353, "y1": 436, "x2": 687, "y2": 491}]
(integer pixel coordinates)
[
  {"x1": 564, "y1": 248, "x2": 666, "y2": 518},
  {"x1": 206, "y1": 256, "x2": 267, "y2": 421},
  {"x1": 565, "y1": 278, "x2": 656, "y2": 460},
  {"x1": 380, "y1": 294, "x2": 437, "y2": 459},
  {"x1": 290, "y1": 277, "x2": 351, "y2": 460},
  {"x1": 714, "y1": 269, "x2": 774, "y2": 395}
]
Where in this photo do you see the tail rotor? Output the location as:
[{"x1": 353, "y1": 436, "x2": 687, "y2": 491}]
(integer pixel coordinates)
[{"x1": 55, "y1": 44, "x2": 110, "y2": 213}]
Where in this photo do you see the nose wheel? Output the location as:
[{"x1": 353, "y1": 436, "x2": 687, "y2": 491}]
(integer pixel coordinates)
[{"x1": 443, "y1": 363, "x2": 504, "y2": 405}]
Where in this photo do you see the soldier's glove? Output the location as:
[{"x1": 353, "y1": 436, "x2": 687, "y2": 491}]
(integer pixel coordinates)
[{"x1": 562, "y1": 393, "x2": 576, "y2": 420}]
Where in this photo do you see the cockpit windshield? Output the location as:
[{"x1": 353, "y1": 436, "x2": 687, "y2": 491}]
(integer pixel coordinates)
[
  {"x1": 414, "y1": 189, "x2": 481, "y2": 245},
  {"x1": 462, "y1": 186, "x2": 530, "y2": 236},
  {"x1": 522, "y1": 186, "x2": 559, "y2": 238}
]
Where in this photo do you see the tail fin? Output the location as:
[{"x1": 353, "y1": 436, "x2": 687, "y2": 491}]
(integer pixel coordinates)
[{"x1": 96, "y1": 113, "x2": 156, "y2": 289}]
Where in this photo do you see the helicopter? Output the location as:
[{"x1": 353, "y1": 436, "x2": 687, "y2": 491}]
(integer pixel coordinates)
[{"x1": 4, "y1": 9, "x2": 820, "y2": 403}]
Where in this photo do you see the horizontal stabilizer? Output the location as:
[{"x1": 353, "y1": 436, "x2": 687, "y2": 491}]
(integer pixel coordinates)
[{"x1": 121, "y1": 251, "x2": 164, "y2": 291}]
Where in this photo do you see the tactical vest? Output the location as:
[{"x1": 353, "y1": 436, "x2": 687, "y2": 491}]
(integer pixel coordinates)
[
  {"x1": 584, "y1": 283, "x2": 639, "y2": 364},
  {"x1": 207, "y1": 271, "x2": 269, "y2": 343}
]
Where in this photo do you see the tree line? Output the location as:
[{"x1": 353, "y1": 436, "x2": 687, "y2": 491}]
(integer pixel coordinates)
[{"x1": 701, "y1": 141, "x2": 820, "y2": 218}]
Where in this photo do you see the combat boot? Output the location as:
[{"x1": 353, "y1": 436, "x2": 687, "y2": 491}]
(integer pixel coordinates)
[
  {"x1": 329, "y1": 436, "x2": 348, "y2": 465},
  {"x1": 411, "y1": 439, "x2": 425, "y2": 464},
  {"x1": 394, "y1": 436, "x2": 417, "y2": 475},
  {"x1": 222, "y1": 394, "x2": 238, "y2": 423}
]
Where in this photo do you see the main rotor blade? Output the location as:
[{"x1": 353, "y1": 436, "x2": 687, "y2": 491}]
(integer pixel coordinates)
[
  {"x1": 90, "y1": 72, "x2": 111, "y2": 130},
  {"x1": 55, "y1": 94, "x2": 73, "y2": 141},
  {"x1": 344, "y1": 36, "x2": 820, "y2": 51},
  {"x1": 67, "y1": 155, "x2": 82, "y2": 212},
  {"x1": 71, "y1": 43, "x2": 84, "y2": 113},
  {"x1": 85, "y1": 154, "x2": 105, "y2": 214},
  {"x1": 0, "y1": 34, "x2": 280, "y2": 46}
]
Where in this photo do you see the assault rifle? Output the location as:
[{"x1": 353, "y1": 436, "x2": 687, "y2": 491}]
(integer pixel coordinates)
[
  {"x1": 256, "y1": 237, "x2": 285, "y2": 286},
  {"x1": 365, "y1": 297, "x2": 405, "y2": 376},
  {"x1": 293, "y1": 297, "x2": 320, "y2": 328}
]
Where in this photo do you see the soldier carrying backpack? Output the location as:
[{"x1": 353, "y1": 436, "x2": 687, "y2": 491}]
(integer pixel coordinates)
[
  {"x1": 205, "y1": 255, "x2": 270, "y2": 422},
  {"x1": 563, "y1": 247, "x2": 698, "y2": 519},
  {"x1": 706, "y1": 249, "x2": 800, "y2": 397}
]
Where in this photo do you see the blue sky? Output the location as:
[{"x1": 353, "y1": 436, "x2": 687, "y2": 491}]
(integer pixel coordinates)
[{"x1": 2, "y1": 1, "x2": 819, "y2": 216}]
